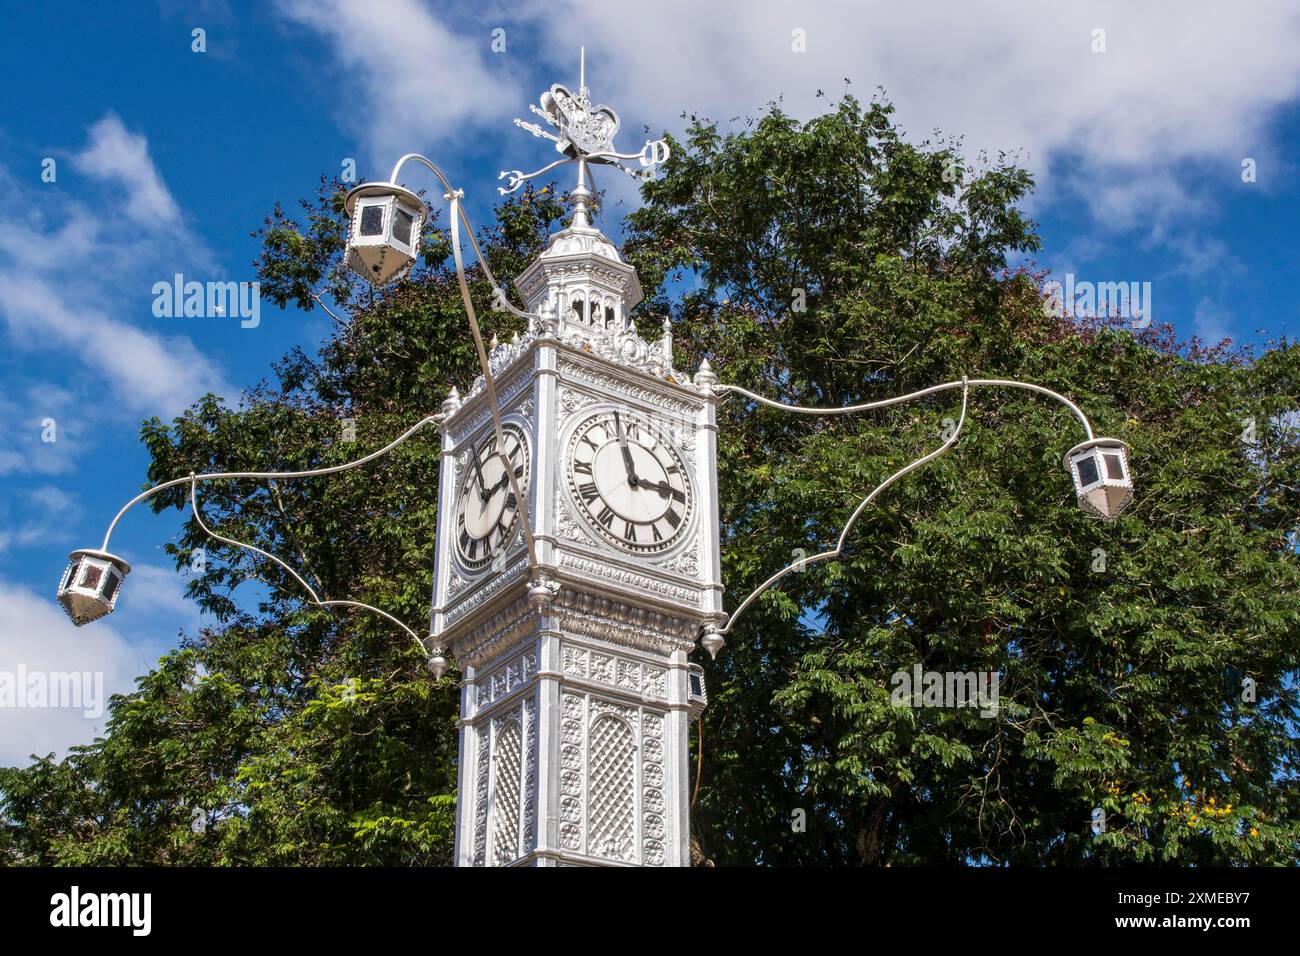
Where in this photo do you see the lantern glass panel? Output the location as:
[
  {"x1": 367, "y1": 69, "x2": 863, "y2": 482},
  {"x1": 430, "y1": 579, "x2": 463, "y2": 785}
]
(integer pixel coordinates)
[
  {"x1": 359, "y1": 205, "x2": 385, "y2": 237},
  {"x1": 689, "y1": 672, "x2": 703, "y2": 697},
  {"x1": 79, "y1": 564, "x2": 103, "y2": 591},
  {"x1": 102, "y1": 570, "x2": 120, "y2": 601},
  {"x1": 391, "y1": 208, "x2": 414, "y2": 245},
  {"x1": 1076, "y1": 454, "x2": 1100, "y2": 487},
  {"x1": 1103, "y1": 452, "x2": 1125, "y2": 480},
  {"x1": 62, "y1": 561, "x2": 80, "y2": 591}
]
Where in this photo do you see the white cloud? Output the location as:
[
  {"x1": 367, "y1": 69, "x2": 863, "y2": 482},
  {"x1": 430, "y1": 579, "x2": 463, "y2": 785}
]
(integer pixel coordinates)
[
  {"x1": 124, "y1": 563, "x2": 203, "y2": 623},
  {"x1": 0, "y1": 486, "x2": 82, "y2": 554},
  {"x1": 0, "y1": 562, "x2": 202, "y2": 766},
  {"x1": 524, "y1": 1, "x2": 1300, "y2": 183},
  {"x1": 71, "y1": 113, "x2": 181, "y2": 226},
  {"x1": 276, "y1": 1, "x2": 1300, "y2": 292},
  {"x1": 0, "y1": 114, "x2": 234, "y2": 449},
  {"x1": 0, "y1": 580, "x2": 149, "y2": 766},
  {"x1": 1, "y1": 273, "x2": 231, "y2": 417},
  {"x1": 275, "y1": 0, "x2": 523, "y2": 164},
  {"x1": 1192, "y1": 297, "x2": 1232, "y2": 344},
  {"x1": 0, "y1": 385, "x2": 81, "y2": 478}
]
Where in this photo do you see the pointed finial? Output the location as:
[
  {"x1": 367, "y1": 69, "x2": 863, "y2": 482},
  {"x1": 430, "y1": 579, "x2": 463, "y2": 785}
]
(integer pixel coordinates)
[
  {"x1": 426, "y1": 653, "x2": 449, "y2": 680},
  {"x1": 442, "y1": 384, "x2": 462, "y2": 416},
  {"x1": 660, "y1": 317, "x2": 674, "y2": 365},
  {"x1": 490, "y1": 333, "x2": 500, "y2": 349},
  {"x1": 694, "y1": 357, "x2": 717, "y2": 393},
  {"x1": 580, "y1": 46, "x2": 586, "y2": 92},
  {"x1": 700, "y1": 624, "x2": 725, "y2": 660}
]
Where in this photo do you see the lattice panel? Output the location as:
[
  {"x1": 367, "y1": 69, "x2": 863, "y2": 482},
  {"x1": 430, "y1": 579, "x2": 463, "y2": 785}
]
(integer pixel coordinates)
[
  {"x1": 491, "y1": 717, "x2": 523, "y2": 866},
  {"x1": 588, "y1": 714, "x2": 636, "y2": 862}
]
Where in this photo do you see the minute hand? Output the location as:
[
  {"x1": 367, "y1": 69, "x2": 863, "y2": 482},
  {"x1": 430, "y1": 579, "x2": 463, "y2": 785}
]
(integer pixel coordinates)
[{"x1": 614, "y1": 411, "x2": 639, "y2": 483}]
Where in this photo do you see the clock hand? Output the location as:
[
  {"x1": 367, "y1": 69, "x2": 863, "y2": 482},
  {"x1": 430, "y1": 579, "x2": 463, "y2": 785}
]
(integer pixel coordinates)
[
  {"x1": 473, "y1": 451, "x2": 489, "y2": 501},
  {"x1": 646, "y1": 479, "x2": 686, "y2": 502},
  {"x1": 613, "y1": 410, "x2": 639, "y2": 486}
]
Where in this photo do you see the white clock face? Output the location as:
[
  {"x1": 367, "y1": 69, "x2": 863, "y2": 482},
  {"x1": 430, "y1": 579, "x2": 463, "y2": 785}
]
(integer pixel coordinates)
[
  {"x1": 455, "y1": 424, "x2": 530, "y2": 572},
  {"x1": 565, "y1": 409, "x2": 693, "y2": 555}
]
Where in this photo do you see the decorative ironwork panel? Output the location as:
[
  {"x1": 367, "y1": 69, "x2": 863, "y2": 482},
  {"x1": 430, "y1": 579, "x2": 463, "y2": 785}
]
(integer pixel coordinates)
[
  {"x1": 588, "y1": 713, "x2": 636, "y2": 862},
  {"x1": 491, "y1": 716, "x2": 523, "y2": 866}
]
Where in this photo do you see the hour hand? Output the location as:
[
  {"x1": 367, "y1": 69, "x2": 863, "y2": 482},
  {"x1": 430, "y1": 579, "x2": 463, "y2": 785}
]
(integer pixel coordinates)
[{"x1": 649, "y1": 479, "x2": 685, "y2": 502}]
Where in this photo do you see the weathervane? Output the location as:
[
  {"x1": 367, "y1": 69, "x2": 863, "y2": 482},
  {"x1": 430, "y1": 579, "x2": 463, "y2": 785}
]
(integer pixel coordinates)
[{"x1": 498, "y1": 46, "x2": 671, "y2": 196}]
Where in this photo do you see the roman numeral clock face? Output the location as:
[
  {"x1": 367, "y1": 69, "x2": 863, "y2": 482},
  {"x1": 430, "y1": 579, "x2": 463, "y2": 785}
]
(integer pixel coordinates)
[
  {"x1": 565, "y1": 409, "x2": 694, "y2": 555},
  {"x1": 455, "y1": 425, "x2": 530, "y2": 572}
]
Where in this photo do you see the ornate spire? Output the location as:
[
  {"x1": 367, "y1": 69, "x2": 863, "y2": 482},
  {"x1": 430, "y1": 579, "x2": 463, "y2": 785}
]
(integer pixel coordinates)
[{"x1": 469, "y1": 51, "x2": 690, "y2": 387}]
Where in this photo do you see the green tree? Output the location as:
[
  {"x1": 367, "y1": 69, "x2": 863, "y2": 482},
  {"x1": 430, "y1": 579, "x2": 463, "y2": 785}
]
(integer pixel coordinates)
[{"x1": 3, "y1": 97, "x2": 1297, "y2": 866}]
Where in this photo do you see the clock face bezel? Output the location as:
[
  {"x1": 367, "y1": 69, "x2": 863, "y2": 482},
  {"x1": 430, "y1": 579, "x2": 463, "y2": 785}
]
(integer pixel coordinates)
[
  {"x1": 563, "y1": 405, "x2": 696, "y2": 557},
  {"x1": 454, "y1": 422, "x2": 531, "y2": 574}
]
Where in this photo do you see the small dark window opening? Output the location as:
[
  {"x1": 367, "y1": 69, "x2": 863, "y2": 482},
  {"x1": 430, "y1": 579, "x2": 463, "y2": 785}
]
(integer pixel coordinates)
[
  {"x1": 79, "y1": 565, "x2": 103, "y2": 591},
  {"x1": 359, "y1": 205, "x2": 385, "y2": 237},
  {"x1": 605, "y1": 306, "x2": 615, "y2": 328},
  {"x1": 1076, "y1": 455, "x2": 1100, "y2": 487},
  {"x1": 391, "y1": 208, "x2": 414, "y2": 245}
]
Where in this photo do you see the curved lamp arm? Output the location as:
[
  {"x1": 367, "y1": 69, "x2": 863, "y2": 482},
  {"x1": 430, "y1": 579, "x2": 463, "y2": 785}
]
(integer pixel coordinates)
[
  {"x1": 716, "y1": 379, "x2": 971, "y2": 637},
  {"x1": 189, "y1": 479, "x2": 427, "y2": 657},
  {"x1": 715, "y1": 377, "x2": 1093, "y2": 441},
  {"x1": 384, "y1": 154, "x2": 541, "y2": 576},
  {"x1": 100, "y1": 414, "x2": 443, "y2": 551},
  {"x1": 387, "y1": 154, "x2": 537, "y2": 324}
]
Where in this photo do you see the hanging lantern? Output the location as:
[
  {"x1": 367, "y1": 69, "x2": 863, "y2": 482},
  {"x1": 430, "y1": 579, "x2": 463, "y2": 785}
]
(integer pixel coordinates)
[
  {"x1": 343, "y1": 182, "x2": 427, "y2": 286},
  {"x1": 56, "y1": 549, "x2": 131, "y2": 626},
  {"x1": 686, "y1": 663, "x2": 708, "y2": 720},
  {"x1": 1063, "y1": 438, "x2": 1134, "y2": 520}
]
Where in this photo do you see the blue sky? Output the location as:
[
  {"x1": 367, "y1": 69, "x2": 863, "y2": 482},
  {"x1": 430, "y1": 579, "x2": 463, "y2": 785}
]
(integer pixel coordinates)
[{"x1": 2, "y1": 0, "x2": 1299, "y2": 764}]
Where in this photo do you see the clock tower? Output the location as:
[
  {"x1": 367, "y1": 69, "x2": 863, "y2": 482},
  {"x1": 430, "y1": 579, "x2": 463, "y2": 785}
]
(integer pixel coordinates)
[{"x1": 429, "y1": 77, "x2": 723, "y2": 866}]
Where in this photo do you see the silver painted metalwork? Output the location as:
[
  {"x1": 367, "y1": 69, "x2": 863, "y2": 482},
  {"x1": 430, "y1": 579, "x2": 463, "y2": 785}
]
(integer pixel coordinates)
[
  {"x1": 188, "y1": 479, "x2": 427, "y2": 654},
  {"x1": 708, "y1": 373, "x2": 1127, "y2": 638},
  {"x1": 99, "y1": 414, "x2": 444, "y2": 552},
  {"x1": 71, "y1": 416, "x2": 441, "y2": 638},
  {"x1": 716, "y1": 377, "x2": 1094, "y2": 440},
  {"x1": 714, "y1": 379, "x2": 972, "y2": 638},
  {"x1": 498, "y1": 47, "x2": 670, "y2": 195},
  {"x1": 1063, "y1": 437, "x2": 1134, "y2": 520}
]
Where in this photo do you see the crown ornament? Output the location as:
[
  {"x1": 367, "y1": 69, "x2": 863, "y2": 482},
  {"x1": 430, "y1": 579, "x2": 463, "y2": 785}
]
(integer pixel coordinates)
[{"x1": 499, "y1": 47, "x2": 670, "y2": 195}]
